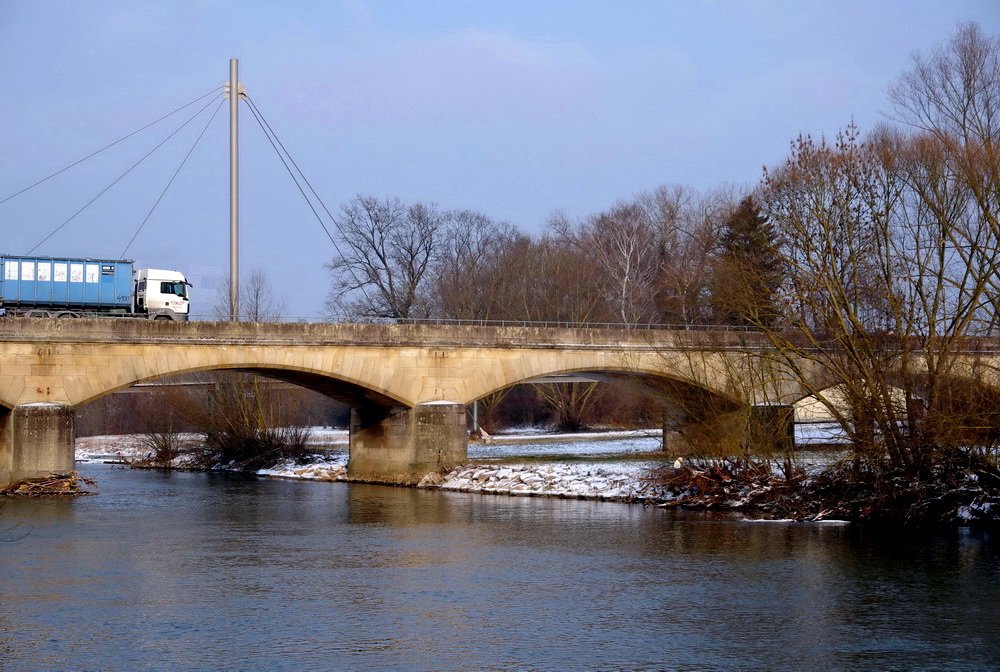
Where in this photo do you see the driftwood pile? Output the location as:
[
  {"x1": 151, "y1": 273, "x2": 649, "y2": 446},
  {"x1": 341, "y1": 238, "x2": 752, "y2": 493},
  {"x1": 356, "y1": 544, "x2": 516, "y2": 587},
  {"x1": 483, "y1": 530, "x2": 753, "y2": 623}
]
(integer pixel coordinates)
[
  {"x1": 646, "y1": 461, "x2": 1000, "y2": 526},
  {"x1": 1, "y1": 473, "x2": 97, "y2": 496}
]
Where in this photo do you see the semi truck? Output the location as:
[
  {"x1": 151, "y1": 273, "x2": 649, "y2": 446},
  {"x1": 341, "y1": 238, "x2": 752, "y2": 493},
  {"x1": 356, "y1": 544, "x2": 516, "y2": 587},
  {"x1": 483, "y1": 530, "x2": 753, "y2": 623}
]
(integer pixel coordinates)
[{"x1": 0, "y1": 256, "x2": 190, "y2": 320}]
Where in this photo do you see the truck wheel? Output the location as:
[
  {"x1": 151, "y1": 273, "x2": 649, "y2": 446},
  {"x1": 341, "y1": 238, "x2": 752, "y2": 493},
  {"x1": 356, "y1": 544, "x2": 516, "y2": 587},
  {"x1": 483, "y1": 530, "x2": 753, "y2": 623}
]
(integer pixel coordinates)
[{"x1": 153, "y1": 315, "x2": 172, "y2": 321}]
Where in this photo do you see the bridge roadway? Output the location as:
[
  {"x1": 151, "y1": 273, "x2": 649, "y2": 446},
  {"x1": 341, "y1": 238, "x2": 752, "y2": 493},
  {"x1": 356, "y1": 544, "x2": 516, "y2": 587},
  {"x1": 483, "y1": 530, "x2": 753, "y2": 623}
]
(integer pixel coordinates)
[{"x1": 0, "y1": 319, "x2": 802, "y2": 487}]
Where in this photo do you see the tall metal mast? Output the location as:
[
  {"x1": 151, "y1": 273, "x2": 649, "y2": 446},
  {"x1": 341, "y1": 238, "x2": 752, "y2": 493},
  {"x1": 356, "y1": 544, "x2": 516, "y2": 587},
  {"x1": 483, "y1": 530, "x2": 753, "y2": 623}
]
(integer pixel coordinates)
[{"x1": 228, "y1": 58, "x2": 240, "y2": 321}]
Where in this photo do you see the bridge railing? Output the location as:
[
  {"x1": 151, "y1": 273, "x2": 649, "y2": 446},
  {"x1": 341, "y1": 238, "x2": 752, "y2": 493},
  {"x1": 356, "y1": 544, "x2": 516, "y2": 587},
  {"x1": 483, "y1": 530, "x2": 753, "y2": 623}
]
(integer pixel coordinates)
[{"x1": 187, "y1": 313, "x2": 760, "y2": 331}]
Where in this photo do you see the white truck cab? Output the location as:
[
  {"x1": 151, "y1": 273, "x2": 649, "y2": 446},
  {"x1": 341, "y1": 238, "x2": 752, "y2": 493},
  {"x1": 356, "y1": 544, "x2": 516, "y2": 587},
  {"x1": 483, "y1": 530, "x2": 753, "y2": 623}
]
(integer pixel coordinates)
[{"x1": 135, "y1": 268, "x2": 191, "y2": 320}]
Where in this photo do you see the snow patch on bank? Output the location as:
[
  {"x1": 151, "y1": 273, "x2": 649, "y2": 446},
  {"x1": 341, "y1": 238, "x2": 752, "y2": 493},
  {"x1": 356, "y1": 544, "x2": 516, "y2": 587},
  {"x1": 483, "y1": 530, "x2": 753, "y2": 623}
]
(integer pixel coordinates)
[
  {"x1": 75, "y1": 434, "x2": 193, "y2": 462},
  {"x1": 256, "y1": 455, "x2": 671, "y2": 502},
  {"x1": 258, "y1": 456, "x2": 348, "y2": 482},
  {"x1": 75, "y1": 429, "x2": 350, "y2": 463},
  {"x1": 426, "y1": 461, "x2": 671, "y2": 501}
]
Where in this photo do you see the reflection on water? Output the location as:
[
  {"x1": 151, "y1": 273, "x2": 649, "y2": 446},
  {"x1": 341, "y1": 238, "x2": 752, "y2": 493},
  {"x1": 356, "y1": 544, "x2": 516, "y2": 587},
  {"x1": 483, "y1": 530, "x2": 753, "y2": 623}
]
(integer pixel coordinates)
[{"x1": 1, "y1": 464, "x2": 999, "y2": 672}]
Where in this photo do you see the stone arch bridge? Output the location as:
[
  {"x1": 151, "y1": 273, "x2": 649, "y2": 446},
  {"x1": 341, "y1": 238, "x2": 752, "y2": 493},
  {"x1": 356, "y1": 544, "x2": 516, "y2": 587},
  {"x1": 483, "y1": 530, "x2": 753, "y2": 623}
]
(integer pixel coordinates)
[{"x1": 0, "y1": 319, "x2": 822, "y2": 487}]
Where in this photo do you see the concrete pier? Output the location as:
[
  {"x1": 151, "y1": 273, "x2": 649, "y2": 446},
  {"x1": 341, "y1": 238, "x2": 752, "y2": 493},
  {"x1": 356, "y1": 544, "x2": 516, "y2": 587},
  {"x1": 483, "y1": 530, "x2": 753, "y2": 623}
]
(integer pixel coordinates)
[
  {"x1": 348, "y1": 402, "x2": 468, "y2": 484},
  {"x1": 0, "y1": 403, "x2": 76, "y2": 485}
]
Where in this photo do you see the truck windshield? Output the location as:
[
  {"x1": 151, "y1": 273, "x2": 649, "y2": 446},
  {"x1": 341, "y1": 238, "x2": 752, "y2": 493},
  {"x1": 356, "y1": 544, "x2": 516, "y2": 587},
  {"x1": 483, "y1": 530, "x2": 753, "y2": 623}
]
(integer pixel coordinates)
[{"x1": 160, "y1": 281, "x2": 187, "y2": 297}]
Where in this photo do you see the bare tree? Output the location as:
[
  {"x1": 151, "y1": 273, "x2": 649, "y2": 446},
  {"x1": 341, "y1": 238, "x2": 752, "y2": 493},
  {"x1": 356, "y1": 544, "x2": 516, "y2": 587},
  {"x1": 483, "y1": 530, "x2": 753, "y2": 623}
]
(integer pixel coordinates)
[
  {"x1": 160, "y1": 372, "x2": 311, "y2": 472},
  {"x1": 325, "y1": 195, "x2": 444, "y2": 320},
  {"x1": 889, "y1": 21, "x2": 1000, "y2": 328},
  {"x1": 212, "y1": 268, "x2": 287, "y2": 322},
  {"x1": 760, "y1": 109, "x2": 1000, "y2": 479},
  {"x1": 558, "y1": 201, "x2": 662, "y2": 325},
  {"x1": 470, "y1": 230, "x2": 606, "y2": 324},
  {"x1": 890, "y1": 23, "x2": 999, "y2": 147},
  {"x1": 635, "y1": 184, "x2": 690, "y2": 240},
  {"x1": 431, "y1": 210, "x2": 524, "y2": 321},
  {"x1": 634, "y1": 185, "x2": 736, "y2": 326},
  {"x1": 242, "y1": 269, "x2": 288, "y2": 322}
]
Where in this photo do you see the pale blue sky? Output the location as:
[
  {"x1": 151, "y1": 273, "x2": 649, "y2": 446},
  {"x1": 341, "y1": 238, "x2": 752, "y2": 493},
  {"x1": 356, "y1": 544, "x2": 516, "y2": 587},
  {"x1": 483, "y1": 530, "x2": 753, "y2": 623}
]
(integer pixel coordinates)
[{"x1": 2, "y1": 1, "x2": 998, "y2": 317}]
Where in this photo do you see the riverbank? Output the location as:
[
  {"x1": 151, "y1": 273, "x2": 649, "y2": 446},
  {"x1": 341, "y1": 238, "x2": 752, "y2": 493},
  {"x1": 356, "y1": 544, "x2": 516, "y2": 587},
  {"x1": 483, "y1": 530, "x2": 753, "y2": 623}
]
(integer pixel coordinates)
[
  {"x1": 75, "y1": 429, "x2": 673, "y2": 502},
  {"x1": 73, "y1": 429, "x2": 1000, "y2": 526}
]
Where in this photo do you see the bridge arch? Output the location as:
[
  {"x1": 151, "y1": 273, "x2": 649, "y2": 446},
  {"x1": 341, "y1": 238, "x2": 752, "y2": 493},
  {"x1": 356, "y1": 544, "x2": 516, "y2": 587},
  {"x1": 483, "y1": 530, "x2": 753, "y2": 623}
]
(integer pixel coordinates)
[
  {"x1": 457, "y1": 343, "x2": 751, "y2": 412},
  {"x1": 465, "y1": 364, "x2": 742, "y2": 415},
  {"x1": 73, "y1": 363, "x2": 411, "y2": 412}
]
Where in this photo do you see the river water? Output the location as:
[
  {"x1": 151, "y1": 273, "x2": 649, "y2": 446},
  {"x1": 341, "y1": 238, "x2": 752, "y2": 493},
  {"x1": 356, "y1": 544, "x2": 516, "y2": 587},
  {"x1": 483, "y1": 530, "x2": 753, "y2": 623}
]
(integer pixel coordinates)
[{"x1": 2, "y1": 463, "x2": 999, "y2": 672}]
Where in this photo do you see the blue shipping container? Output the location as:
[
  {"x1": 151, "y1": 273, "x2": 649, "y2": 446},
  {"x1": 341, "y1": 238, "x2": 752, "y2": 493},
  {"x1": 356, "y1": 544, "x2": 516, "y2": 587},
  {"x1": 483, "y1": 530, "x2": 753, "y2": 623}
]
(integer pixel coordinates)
[{"x1": 0, "y1": 256, "x2": 134, "y2": 311}]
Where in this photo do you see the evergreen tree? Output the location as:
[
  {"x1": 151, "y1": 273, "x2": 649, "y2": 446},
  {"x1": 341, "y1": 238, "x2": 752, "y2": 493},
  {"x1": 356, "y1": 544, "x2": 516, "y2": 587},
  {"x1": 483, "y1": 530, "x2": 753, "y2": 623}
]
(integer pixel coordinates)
[{"x1": 709, "y1": 196, "x2": 784, "y2": 327}]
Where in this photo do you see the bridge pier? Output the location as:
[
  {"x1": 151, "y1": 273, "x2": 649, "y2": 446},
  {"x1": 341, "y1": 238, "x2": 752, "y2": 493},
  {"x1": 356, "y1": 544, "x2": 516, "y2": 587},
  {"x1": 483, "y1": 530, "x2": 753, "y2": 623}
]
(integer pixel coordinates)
[
  {"x1": 0, "y1": 403, "x2": 76, "y2": 488},
  {"x1": 348, "y1": 402, "x2": 467, "y2": 484}
]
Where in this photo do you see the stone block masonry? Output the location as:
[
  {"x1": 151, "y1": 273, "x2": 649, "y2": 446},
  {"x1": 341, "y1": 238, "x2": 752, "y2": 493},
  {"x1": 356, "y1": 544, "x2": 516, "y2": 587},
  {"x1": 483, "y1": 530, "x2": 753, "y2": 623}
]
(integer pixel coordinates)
[{"x1": 0, "y1": 403, "x2": 75, "y2": 484}]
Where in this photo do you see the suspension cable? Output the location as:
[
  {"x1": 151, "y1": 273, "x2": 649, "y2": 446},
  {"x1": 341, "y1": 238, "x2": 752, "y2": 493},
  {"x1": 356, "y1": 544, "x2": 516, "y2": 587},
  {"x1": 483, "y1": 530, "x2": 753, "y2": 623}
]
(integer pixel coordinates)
[
  {"x1": 242, "y1": 96, "x2": 338, "y2": 247},
  {"x1": 244, "y1": 95, "x2": 342, "y2": 235},
  {"x1": 242, "y1": 95, "x2": 376, "y2": 310},
  {"x1": 121, "y1": 97, "x2": 227, "y2": 258},
  {"x1": 27, "y1": 93, "x2": 224, "y2": 255},
  {"x1": 1, "y1": 87, "x2": 223, "y2": 207}
]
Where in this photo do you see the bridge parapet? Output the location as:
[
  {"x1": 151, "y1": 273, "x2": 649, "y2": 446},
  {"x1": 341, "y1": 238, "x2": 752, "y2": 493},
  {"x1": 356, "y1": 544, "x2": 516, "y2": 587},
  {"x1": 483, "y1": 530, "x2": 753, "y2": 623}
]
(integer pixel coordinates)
[{"x1": 0, "y1": 318, "x2": 772, "y2": 349}]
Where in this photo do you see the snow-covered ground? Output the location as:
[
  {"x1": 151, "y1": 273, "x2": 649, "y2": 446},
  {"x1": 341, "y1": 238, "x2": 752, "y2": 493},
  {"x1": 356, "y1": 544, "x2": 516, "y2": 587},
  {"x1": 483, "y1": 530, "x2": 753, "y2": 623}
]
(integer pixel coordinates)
[
  {"x1": 796, "y1": 422, "x2": 850, "y2": 445},
  {"x1": 75, "y1": 427, "x2": 844, "y2": 504},
  {"x1": 424, "y1": 461, "x2": 669, "y2": 500},
  {"x1": 74, "y1": 429, "x2": 350, "y2": 462},
  {"x1": 471, "y1": 429, "x2": 663, "y2": 459},
  {"x1": 75, "y1": 433, "x2": 192, "y2": 462}
]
